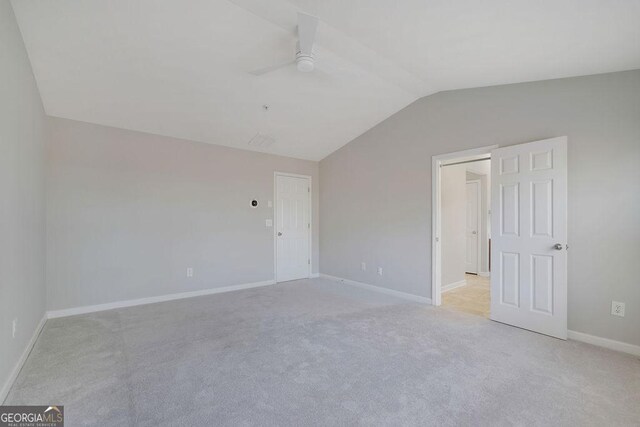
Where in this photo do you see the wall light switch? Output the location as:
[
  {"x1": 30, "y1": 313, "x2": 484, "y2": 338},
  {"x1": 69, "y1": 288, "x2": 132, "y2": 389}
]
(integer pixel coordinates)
[
  {"x1": 186, "y1": 267, "x2": 194, "y2": 278},
  {"x1": 266, "y1": 219, "x2": 273, "y2": 227},
  {"x1": 361, "y1": 262, "x2": 366, "y2": 271},
  {"x1": 377, "y1": 267, "x2": 383, "y2": 276}
]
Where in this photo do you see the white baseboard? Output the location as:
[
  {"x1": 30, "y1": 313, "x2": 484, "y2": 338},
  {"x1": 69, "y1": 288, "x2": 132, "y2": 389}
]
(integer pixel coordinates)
[
  {"x1": 442, "y1": 279, "x2": 467, "y2": 293},
  {"x1": 47, "y1": 280, "x2": 276, "y2": 319},
  {"x1": 1, "y1": 314, "x2": 47, "y2": 404},
  {"x1": 478, "y1": 271, "x2": 491, "y2": 277},
  {"x1": 568, "y1": 330, "x2": 640, "y2": 357},
  {"x1": 320, "y1": 274, "x2": 431, "y2": 304},
  {"x1": 309, "y1": 273, "x2": 320, "y2": 278}
]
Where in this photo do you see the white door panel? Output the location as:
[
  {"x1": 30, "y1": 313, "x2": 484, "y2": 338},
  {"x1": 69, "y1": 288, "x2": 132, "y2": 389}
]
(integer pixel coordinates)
[
  {"x1": 276, "y1": 175, "x2": 310, "y2": 282},
  {"x1": 490, "y1": 137, "x2": 567, "y2": 339}
]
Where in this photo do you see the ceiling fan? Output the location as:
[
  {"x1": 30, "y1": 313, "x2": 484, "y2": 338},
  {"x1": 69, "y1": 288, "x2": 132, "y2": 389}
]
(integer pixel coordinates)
[{"x1": 249, "y1": 12, "x2": 319, "y2": 76}]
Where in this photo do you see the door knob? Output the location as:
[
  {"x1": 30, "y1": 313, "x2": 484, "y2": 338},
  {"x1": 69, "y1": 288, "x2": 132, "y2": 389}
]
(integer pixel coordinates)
[
  {"x1": 472, "y1": 231, "x2": 477, "y2": 234},
  {"x1": 277, "y1": 232, "x2": 282, "y2": 236},
  {"x1": 553, "y1": 243, "x2": 563, "y2": 250}
]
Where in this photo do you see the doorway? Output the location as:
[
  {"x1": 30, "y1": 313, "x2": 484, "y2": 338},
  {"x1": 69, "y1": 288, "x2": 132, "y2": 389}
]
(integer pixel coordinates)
[
  {"x1": 433, "y1": 149, "x2": 493, "y2": 317},
  {"x1": 431, "y1": 137, "x2": 568, "y2": 339},
  {"x1": 274, "y1": 172, "x2": 312, "y2": 283}
]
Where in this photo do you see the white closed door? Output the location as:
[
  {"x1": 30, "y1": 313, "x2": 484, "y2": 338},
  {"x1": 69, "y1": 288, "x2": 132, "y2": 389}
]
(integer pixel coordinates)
[
  {"x1": 490, "y1": 137, "x2": 568, "y2": 339},
  {"x1": 466, "y1": 181, "x2": 480, "y2": 274},
  {"x1": 276, "y1": 174, "x2": 311, "y2": 282}
]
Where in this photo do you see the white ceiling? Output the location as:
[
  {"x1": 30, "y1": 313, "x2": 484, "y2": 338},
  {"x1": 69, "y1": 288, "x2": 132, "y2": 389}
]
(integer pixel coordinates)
[{"x1": 12, "y1": 0, "x2": 640, "y2": 161}]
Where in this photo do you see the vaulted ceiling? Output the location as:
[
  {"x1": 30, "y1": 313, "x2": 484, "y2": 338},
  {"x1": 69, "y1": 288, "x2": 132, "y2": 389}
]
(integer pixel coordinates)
[{"x1": 12, "y1": 0, "x2": 640, "y2": 160}]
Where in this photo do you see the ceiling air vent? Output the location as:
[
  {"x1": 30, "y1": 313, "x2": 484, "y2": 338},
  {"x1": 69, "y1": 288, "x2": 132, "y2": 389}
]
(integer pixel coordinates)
[{"x1": 248, "y1": 133, "x2": 276, "y2": 148}]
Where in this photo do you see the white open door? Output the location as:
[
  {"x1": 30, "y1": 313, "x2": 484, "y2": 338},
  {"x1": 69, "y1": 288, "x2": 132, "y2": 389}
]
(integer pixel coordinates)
[
  {"x1": 275, "y1": 174, "x2": 311, "y2": 282},
  {"x1": 490, "y1": 137, "x2": 567, "y2": 339}
]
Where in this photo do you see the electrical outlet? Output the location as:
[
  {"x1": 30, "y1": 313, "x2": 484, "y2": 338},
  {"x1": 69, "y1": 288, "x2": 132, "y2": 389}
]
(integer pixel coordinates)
[
  {"x1": 377, "y1": 267, "x2": 383, "y2": 276},
  {"x1": 186, "y1": 267, "x2": 194, "y2": 278},
  {"x1": 12, "y1": 318, "x2": 17, "y2": 339},
  {"x1": 611, "y1": 301, "x2": 625, "y2": 317},
  {"x1": 361, "y1": 262, "x2": 366, "y2": 271}
]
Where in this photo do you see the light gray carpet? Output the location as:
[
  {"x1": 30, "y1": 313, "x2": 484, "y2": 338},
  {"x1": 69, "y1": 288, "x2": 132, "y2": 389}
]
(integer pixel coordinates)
[{"x1": 5, "y1": 278, "x2": 640, "y2": 426}]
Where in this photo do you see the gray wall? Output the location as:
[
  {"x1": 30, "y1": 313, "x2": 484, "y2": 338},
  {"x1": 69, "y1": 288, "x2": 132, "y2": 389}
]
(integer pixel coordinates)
[
  {"x1": 47, "y1": 117, "x2": 319, "y2": 310},
  {"x1": 441, "y1": 165, "x2": 466, "y2": 286},
  {"x1": 320, "y1": 70, "x2": 640, "y2": 346},
  {"x1": 0, "y1": 0, "x2": 47, "y2": 398}
]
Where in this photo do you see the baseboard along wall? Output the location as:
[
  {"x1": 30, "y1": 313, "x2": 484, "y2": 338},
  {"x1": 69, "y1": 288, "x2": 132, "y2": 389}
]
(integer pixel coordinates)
[
  {"x1": 319, "y1": 274, "x2": 431, "y2": 304},
  {"x1": 441, "y1": 279, "x2": 467, "y2": 293},
  {"x1": 567, "y1": 330, "x2": 640, "y2": 357},
  {"x1": 47, "y1": 280, "x2": 276, "y2": 319},
  {"x1": 47, "y1": 273, "x2": 326, "y2": 319},
  {"x1": 1, "y1": 315, "x2": 47, "y2": 404}
]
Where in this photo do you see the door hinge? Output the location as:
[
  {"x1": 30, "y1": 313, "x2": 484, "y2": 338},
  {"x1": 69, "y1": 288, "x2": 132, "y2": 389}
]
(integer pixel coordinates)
[
  {"x1": 308, "y1": 259, "x2": 310, "y2": 265},
  {"x1": 308, "y1": 223, "x2": 310, "y2": 229},
  {"x1": 308, "y1": 187, "x2": 310, "y2": 193}
]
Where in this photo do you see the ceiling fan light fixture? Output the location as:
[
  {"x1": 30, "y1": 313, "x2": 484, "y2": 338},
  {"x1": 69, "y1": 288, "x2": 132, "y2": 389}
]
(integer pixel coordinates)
[
  {"x1": 296, "y1": 54, "x2": 314, "y2": 72},
  {"x1": 248, "y1": 13, "x2": 319, "y2": 76}
]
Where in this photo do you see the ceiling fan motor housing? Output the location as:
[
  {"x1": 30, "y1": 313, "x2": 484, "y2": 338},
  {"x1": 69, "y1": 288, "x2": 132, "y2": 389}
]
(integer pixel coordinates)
[{"x1": 296, "y1": 51, "x2": 314, "y2": 72}]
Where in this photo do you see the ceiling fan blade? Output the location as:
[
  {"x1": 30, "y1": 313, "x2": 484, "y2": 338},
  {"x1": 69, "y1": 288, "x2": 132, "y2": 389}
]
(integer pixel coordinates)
[
  {"x1": 297, "y1": 12, "x2": 318, "y2": 56},
  {"x1": 248, "y1": 59, "x2": 296, "y2": 76}
]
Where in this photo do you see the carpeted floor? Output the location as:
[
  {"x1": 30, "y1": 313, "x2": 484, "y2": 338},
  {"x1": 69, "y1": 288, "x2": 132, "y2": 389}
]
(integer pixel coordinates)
[{"x1": 5, "y1": 278, "x2": 640, "y2": 426}]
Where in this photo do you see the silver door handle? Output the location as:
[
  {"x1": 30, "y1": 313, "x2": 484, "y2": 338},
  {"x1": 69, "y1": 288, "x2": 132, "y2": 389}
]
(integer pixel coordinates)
[
  {"x1": 277, "y1": 232, "x2": 282, "y2": 236},
  {"x1": 553, "y1": 243, "x2": 563, "y2": 250},
  {"x1": 472, "y1": 231, "x2": 477, "y2": 234}
]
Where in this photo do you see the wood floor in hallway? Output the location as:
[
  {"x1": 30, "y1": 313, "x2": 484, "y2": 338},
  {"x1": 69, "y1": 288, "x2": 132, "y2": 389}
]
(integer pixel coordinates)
[{"x1": 442, "y1": 274, "x2": 491, "y2": 318}]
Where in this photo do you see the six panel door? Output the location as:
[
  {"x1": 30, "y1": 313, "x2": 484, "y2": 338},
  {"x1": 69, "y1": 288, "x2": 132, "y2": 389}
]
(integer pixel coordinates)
[
  {"x1": 490, "y1": 137, "x2": 568, "y2": 339},
  {"x1": 276, "y1": 175, "x2": 311, "y2": 282}
]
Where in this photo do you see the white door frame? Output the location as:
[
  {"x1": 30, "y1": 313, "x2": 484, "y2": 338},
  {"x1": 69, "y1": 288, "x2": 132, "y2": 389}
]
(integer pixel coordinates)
[
  {"x1": 431, "y1": 145, "x2": 497, "y2": 305},
  {"x1": 465, "y1": 179, "x2": 482, "y2": 275},
  {"x1": 274, "y1": 171, "x2": 312, "y2": 282}
]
